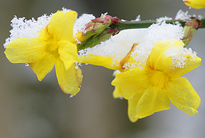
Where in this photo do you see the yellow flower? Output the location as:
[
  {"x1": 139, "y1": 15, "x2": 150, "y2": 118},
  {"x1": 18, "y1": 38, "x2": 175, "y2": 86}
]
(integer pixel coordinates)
[
  {"x1": 183, "y1": 0, "x2": 205, "y2": 9},
  {"x1": 112, "y1": 39, "x2": 201, "y2": 122},
  {"x1": 4, "y1": 10, "x2": 82, "y2": 95}
]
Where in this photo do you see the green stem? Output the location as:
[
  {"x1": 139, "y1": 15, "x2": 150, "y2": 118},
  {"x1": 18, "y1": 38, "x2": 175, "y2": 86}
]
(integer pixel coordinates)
[
  {"x1": 77, "y1": 18, "x2": 205, "y2": 51},
  {"x1": 111, "y1": 19, "x2": 205, "y2": 31}
]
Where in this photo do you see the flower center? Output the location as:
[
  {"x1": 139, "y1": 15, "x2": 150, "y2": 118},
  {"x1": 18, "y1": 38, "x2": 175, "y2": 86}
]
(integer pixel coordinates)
[
  {"x1": 148, "y1": 69, "x2": 169, "y2": 88},
  {"x1": 41, "y1": 26, "x2": 60, "y2": 58},
  {"x1": 46, "y1": 36, "x2": 59, "y2": 58}
]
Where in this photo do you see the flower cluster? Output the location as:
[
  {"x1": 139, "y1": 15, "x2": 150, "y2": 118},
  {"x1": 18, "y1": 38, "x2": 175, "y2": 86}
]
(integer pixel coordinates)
[
  {"x1": 81, "y1": 21, "x2": 201, "y2": 122},
  {"x1": 4, "y1": 7, "x2": 202, "y2": 122}
]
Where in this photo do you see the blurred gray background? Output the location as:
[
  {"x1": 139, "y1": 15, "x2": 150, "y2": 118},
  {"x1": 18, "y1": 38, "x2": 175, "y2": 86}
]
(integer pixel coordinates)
[{"x1": 0, "y1": 0, "x2": 205, "y2": 138}]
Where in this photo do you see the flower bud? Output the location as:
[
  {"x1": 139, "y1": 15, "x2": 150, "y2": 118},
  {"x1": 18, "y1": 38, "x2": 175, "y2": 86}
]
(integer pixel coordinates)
[
  {"x1": 182, "y1": 18, "x2": 202, "y2": 47},
  {"x1": 84, "y1": 15, "x2": 120, "y2": 36},
  {"x1": 77, "y1": 15, "x2": 120, "y2": 50}
]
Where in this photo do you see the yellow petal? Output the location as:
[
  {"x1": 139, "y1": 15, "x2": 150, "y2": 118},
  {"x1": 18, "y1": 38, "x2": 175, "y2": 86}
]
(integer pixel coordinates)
[
  {"x1": 112, "y1": 71, "x2": 123, "y2": 98},
  {"x1": 81, "y1": 54, "x2": 121, "y2": 70},
  {"x1": 29, "y1": 53, "x2": 55, "y2": 81},
  {"x1": 4, "y1": 37, "x2": 46, "y2": 63},
  {"x1": 111, "y1": 67, "x2": 148, "y2": 99},
  {"x1": 184, "y1": 0, "x2": 205, "y2": 9},
  {"x1": 113, "y1": 87, "x2": 122, "y2": 99},
  {"x1": 150, "y1": 39, "x2": 184, "y2": 73},
  {"x1": 71, "y1": 32, "x2": 91, "y2": 44},
  {"x1": 166, "y1": 77, "x2": 200, "y2": 116},
  {"x1": 55, "y1": 59, "x2": 82, "y2": 95},
  {"x1": 168, "y1": 56, "x2": 201, "y2": 78},
  {"x1": 48, "y1": 10, "x2": 77, "y2": 41},
  {"x1": 58, "y1": 40, "x2": 81, "y2": 70},
  {"x1": 128, "y1": 93, "x2": 144, "y2": 123},
  {"x1": 135, "y1": 86, "x2": 170, "y2": 119}
]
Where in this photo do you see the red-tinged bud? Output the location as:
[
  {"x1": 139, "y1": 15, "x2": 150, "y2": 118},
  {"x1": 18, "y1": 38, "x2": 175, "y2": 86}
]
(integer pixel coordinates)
[
  {"x1": 84, "y1": 14, "x2": 120, "y2": 37},
  {"x1": 182, "y1": 18, "x2": 202, "y2": 47},
  {"x1": 77, "y1": 15, "x2": 120, "y2": 50},
  {"x1": 107, "y1": 28, "x2": 119, "y2": 34}
]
